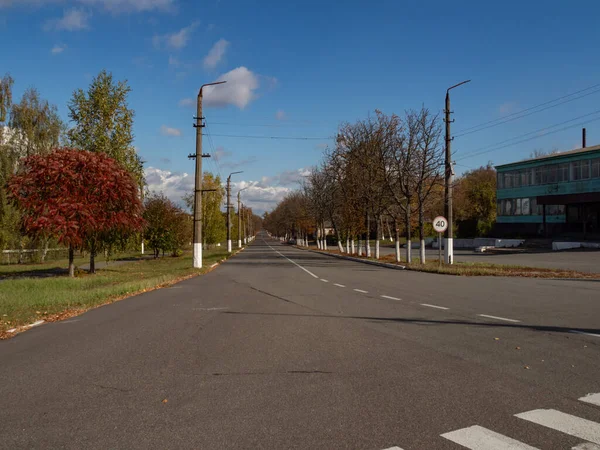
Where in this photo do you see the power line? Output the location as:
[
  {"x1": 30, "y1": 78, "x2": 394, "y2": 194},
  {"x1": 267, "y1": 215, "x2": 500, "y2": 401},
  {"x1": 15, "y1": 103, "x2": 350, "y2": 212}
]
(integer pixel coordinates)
[
  {"x1": 203, "y1": 123, "x2": 223, "y2": 181},
  {"x1": 455, "y1": 82, "x2": 600, "y2": 138},
  {"x1": 204, "y1": 133, "x2": 330, "y2": 141},
  {"x1": 457, "y1": 109, "x2": 600, "y2": 158},
  {"x1": 456, "y1": 113, "x2": 600, "y2": 162}
]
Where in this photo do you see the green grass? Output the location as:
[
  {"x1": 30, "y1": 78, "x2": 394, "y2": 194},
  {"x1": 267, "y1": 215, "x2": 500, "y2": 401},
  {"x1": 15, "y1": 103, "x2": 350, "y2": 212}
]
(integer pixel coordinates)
[
  {"x1": 313, "y1": 248, "x2": 600, "y2": 279},
  {"x1": 0, "y1": 248, "x2": 232, "y2": 336}
]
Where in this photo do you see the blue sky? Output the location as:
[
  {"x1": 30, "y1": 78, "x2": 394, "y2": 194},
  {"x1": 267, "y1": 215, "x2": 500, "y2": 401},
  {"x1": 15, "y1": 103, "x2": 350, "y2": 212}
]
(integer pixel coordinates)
[{"x1": 2, "y1": 0, "x2": 600, "y2": 213}]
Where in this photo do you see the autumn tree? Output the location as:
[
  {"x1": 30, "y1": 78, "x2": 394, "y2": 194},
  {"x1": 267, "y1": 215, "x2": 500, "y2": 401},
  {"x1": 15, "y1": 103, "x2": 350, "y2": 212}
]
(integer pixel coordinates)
[
  {"x1": 453, "y1": 164, "x2": 497, "y2": 237},
  {"x1": 8, "y1": 148, "x2": 144, "y2": 276}
]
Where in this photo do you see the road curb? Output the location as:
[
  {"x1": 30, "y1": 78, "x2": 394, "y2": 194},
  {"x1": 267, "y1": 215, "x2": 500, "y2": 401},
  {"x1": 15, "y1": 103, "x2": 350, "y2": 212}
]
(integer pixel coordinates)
[{"x1": 297, "y1": 247, "x2": 406, "y2": 270}]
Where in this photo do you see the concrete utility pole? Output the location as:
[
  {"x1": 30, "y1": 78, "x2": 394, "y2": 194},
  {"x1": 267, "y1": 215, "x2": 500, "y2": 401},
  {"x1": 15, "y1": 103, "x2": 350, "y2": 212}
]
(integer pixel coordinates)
[
  {"x1": 192, "y1": 81, "x2": 226, "y2": 269},
  {"x1": 226, "y1": 171, "x2": 243, "y2": 253},
  {"x1": 444, "y1": 79, "x2": 470, "y2": 265},
  {"x1": 237, "y1": 187, "x2": 248, "y2": 248}
]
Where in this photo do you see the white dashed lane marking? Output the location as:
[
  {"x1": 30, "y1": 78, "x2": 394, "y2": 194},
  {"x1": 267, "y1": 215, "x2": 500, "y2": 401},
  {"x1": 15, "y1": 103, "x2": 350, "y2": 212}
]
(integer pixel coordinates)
[
  {"x1": 478, "y1": 314, "x2": 520, "y2": 323},
  {"x1": 333, "y1": 283, "x2": 346, "y2": 288},
  {"x1": 381, "y1": 295, "x2": 401, "y2": 301},
  {"x1": 570, "y1": 330, "x2": 600, "y2": 338},
  {"x1": 353, "y1": 289, "x2": 368, "y2": 294},
  {"x1": 320, "y1": 279, "x2": 329, "y2": 283},
  {"x1": 421, "y1": 303, "x2": 449, "y2": 310}
]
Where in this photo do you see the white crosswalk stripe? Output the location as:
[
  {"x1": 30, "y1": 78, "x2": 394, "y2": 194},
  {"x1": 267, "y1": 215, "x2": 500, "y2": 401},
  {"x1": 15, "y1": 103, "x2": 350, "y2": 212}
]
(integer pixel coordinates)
[
  {"x1": 383, "y1": 392, "x2": 600, "y2": 450},
  {"x1": 580, "y1": 393, "x2": 600, "y2": 407},
  {"x1": 441, "y1": 425, "x2": 539, "y2": 449},
  {"x1": 515, "y1": 409, "x2": 600, "y2": 445}
]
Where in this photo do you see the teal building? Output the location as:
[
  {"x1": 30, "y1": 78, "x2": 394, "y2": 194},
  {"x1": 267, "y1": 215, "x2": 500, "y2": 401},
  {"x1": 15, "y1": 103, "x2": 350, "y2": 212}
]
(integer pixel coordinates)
[{"x1": 495, "y1": 145, "x2": 600, "y2": 237}]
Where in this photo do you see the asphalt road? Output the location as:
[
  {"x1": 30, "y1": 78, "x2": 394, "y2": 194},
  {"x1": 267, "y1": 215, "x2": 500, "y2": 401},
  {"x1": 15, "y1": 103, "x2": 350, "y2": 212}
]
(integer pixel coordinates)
[{"x1": 1, "y1": 232, "x2": 600, "y2": 449}]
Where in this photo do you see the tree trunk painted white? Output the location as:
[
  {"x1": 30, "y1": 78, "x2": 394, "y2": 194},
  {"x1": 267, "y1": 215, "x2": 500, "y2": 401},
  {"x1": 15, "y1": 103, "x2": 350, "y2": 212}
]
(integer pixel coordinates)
[
  {"x1": 40, "y1": 238, "x2": 49, "y2": 263},
  {"x1": 351, "y1": 238, "x2": 355, "y2": 255},
  {"x1": 337, "y1": 240, "x2": 343, "y2": 252},
  {"x1": 316, "y1": 227, "x2": 321, "y2": 249},
  {"x1": 358, "y1": 238, "x2": 362, "y2": 256},
  {"x1": 420, "y1": 239, "x2": 426, "y2": 264},
  {"x1": 366, "y1": 215, "x2": 371, "y2": 258},
  {"x1": 141, "y1": 241, "x2": 145, "y2": 255},
  {"x1": 227, "y1": 240, "x2": 232, "y2": 253},
  {"x1": 346, "y1": 237, "x2": 350, "y2": 254},
  {"x1": 375, "y1": 217, "x2": 380, "y2": 259},
  {"x1": 323, "y1": 229, "x2": 328, "y2": 250},
  {"x1": 406, "y1": 202, "x2": 412, "y2": 264},
  {"x1": 394, "y1": 219, "x2": 401, "y2": 263}
]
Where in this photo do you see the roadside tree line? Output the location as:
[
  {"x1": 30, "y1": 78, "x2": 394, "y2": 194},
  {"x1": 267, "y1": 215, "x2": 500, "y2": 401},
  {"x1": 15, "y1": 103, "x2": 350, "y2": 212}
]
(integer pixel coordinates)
[
  {"x1": 263, "y1": 108, "x2": 497, "y2": 264},
  {"x1": 1, "y1": 71, "x2": 261, "y2": 274}
]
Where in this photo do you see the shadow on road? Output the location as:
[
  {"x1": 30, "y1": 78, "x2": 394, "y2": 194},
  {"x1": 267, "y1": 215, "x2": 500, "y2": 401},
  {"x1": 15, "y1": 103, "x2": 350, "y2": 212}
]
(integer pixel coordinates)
[{"x1": 223, "y1": 311, "x2": 600, "y2": 337}]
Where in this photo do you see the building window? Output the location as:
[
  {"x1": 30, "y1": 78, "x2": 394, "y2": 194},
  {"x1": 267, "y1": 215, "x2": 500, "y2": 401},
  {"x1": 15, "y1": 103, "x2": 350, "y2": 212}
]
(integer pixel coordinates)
[
  {"x1": 592, "y1": 159, "x2": 600, "y2": 178},
  {"x1": 515, "y1": 198, "x2": 522, "y2": 215},
  {"x1": 573, "y1": 160, "x2": 591, "y2": 181},
  {"x1": 497, "y1": 173, "x2": 504, "y2": 189},
  {"x1": 505, "y1": 199, "x2": 513, "y2": 216},
  {"x1": 522, "y1": 198, "x2": 530, "y2": 215},
  {"x1": 557, "y1": 163, "x2": 569, "y2": 182}
]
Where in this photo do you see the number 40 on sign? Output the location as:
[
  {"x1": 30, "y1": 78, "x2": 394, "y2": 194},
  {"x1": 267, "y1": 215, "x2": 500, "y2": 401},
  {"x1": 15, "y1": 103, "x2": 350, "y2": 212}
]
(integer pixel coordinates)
[
  {"x1": 433, "y1": 216, "x2": 448, "y2": 233},
  {"x1": 432, "y1": 216, "x2": 448, "y2": 266}
]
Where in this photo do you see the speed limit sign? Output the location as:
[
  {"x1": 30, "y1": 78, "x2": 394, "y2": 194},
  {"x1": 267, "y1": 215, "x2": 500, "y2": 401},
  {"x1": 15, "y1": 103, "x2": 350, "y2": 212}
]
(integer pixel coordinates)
[{"x1": 433, "y1": 216, "x2": 448, "y2": 233}]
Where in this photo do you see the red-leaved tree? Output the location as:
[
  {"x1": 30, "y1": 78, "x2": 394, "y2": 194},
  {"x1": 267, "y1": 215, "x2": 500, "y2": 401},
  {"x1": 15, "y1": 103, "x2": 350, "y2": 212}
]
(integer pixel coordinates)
[{"x1": 8, "y1": 148, "x2": 144, "y2": 276}]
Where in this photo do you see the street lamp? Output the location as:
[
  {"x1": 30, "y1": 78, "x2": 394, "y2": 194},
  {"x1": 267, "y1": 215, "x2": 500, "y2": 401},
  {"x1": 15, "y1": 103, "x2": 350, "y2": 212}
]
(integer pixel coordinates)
[
  {"x1": 226, "y1": 171, "x2": 243, "y2": 252},
  {"x1": 193, "y1": 80, "x2": 226, "y2": 269},
  {"x1": 237, "y1": 187, "x2": 249, "y2": 248},
  {"x1": 444, "y1": 79, "x2": 471, "y2": 265}
]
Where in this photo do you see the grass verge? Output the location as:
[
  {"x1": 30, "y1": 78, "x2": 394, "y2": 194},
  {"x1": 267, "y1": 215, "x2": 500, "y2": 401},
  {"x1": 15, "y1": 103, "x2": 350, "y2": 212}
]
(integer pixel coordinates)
[
  {"x1": 0, "y1": 248, "x2": 233, "y2": 338},
  {"x1": 308, "y1": 248, "x2": 600, "y2": 279}
]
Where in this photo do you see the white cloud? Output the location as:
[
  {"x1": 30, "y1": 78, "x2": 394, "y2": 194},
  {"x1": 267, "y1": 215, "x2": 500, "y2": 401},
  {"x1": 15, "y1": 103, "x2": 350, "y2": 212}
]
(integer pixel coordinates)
[
  {"x1": 160, "y1": 125, "x2": 181, "y2": 137},
  {"x1": 231, "y1": 180, "x2": 290, "y2": 215},
  {"x1": 202, "y1": 66, "x2": 259, "y2": 109},
  {"x1": 178, "y1": 97, "x2": 194, "y2": 107},
  {"x1": 145, "y1": 167, "x2": 194, "y2": 205},
  {"x1": 168, "y1": 55, "x2": 180, "y2": 67},
  {"x1": 2, "y1": 0, "x2": 175, "y2": 12},
  {"x1": 153, "y1": 21, "x2": 198, "y2": 50},
  {"x1": 78, "y1": 0, "x2": 175, "y2": 12},
  {"x1": 275, "y1": 110, "x2": 286, "y2": 121},
  {"x1": 203, "y1": 38, "x2": 229, "y2": 70},
  {"x1": 44, "y1": 8, "x2": 90, "y2": 31},
  {"x1": 51, "y1": 44, "x2": 66, "y2": 54}
]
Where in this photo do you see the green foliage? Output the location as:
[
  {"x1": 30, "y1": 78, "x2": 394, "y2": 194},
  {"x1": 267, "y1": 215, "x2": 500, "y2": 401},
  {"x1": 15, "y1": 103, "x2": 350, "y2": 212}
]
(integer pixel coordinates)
[
  {"x1": 143, "y1": 192, "x2": 192, "y2": 257},
  {"x1": 454, "y1": 164, "x2": 497, "y2": 237},
  {"x1": 67, "y1": 69, "x2": 143, "y2": 185},
  {"x1": 183, "y1": 172, "x2": 227, "y2": 247},
  {"x1": 9, "y1": 87, "x2": 63, "y2": 157},
  {"x1": 202, "y1": 173, "x2": 226, "y2": 246},
  {"x1": 0, "y1": 73, "x2": 13, "y2": 123},
  {"x1": 0, "y1": 146, "x2": 21, "y2": 250}
]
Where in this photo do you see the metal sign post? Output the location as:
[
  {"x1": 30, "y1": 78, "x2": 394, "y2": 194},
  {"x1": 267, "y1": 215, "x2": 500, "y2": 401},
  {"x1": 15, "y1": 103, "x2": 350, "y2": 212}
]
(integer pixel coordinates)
[{"x1": 433, "y1": 216, "x2": 449, "y2": 268}]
